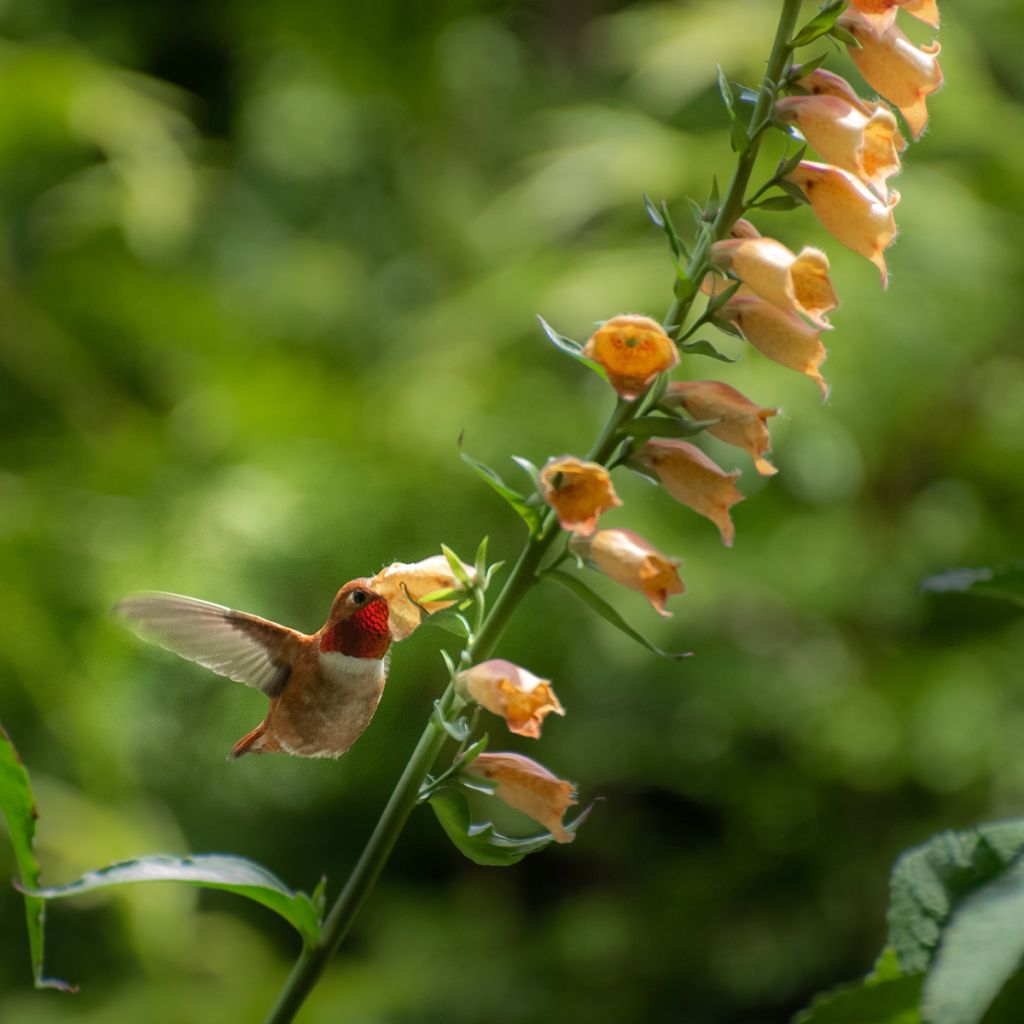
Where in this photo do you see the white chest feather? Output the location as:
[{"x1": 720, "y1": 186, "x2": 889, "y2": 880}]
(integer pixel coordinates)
[{"x1": 318, "y1": 650, "x2": 388, "y2": 691}]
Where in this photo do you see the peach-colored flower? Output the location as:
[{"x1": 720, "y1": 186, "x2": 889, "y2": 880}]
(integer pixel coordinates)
[
  {"x1": 718, "y1": 288, "x2": 828, "y2": 399},
  {"x1": 848, "y1": 0, "x2": 939, "y2": 31},
  {"x1": 571, "y1": 528, "x2": 684, "y2": 617},
  {"x1": 796, "y1": 68, "x2": 909, "y2": 153},
  {"x1": 710, "y1": 235, "x2": 838, "y2": 328},
  {"x1": 631, "y1": 440, "x2": 744, "y2": 547},
  {"x1": 471, "y1": 752, "x2": 577, "y2": 844},
  {"x1": 664, "y1": 381, "x2": 779, "y2": 476},
  {"x1": 456, "y1": 659, "x2": 565, "y2": 739},
  {"x1": 581, "y1": 314, "x2": 680, "y2": 400},
  {"x1": 838, "y1": 10, "x2": 943, "y2": 141},
  {"x1": 370, "y1": 554, "x2": 474, "y2": 640},
  {"x1": 786, "y1": 161, "x2": 898, "y2": 285},
  {"x1": 540, "y1": 456, "x2": 622, "y2": 536},
  {"x1": 775, "y1": 94, "x2": 902, "y2": 197}
]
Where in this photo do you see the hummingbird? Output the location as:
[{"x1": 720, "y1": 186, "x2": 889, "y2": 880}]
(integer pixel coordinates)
[{"x1": 115, "y1": 580, "x2": 391, "y2": 759}]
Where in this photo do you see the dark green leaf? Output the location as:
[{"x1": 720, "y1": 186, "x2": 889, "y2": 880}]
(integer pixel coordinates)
[
  {"x1": 791, "y1": 0, "x2": 846, "y2": 47},
  {"x1": 686, "y1": 195, "x2": 706, "y2": 226},
  {"x1": 510, "y1": 455, "x2": 541, "y2": 490},
  {"x1": 428, "y1": 789, "x2": 558, "y2": 867},
  {"x1": 753, "y1": 194, "x2": 805, "y2": 211},
  {"x1": 920, "y1": 565, "x2": 1024, "y2": 610},
  {"x1": 787, "y1": 53, "x2": 829, "y2": 85},
  {"x1": 778, "y1": 179, "x2": 810, "y2": 202},
  {"x1": 618, "y1": 415, "x2": 719, "y2": 440},
  {"x1": 887, "y1": 820, "x2": 1024, "y2": 973},
  {"x1": 704, "y1": 279, "x2": 741, "y2": 317},
  {"x1": 792, "y1": 973, "x2": 922, "y2": 1024},
  {"x1": 829, "y1": 23, "x2": 861, "y2": 48},
  {"x1": 775, "y1": 144, "x2": 808, "y2": 180},
  {"x1": 25, "y1": 854, "x2": 323, "y2": 946},
  {"x1": 0, "y1": 725, "x2": 73, "y2": 991},
  {"x1": 706, "y1": 175, "x2": 721, "y2": 219},
  {"x1": 680, "y1": 338, "x2": 740, "y2": 363},
  {"x1": 459, "y1": 450, "x2": 542, "y2": 533},
  {"x1": 543, "y1": 569, "x2": 691, "y2": 659},
  {"x1": 923, "y1": 854, "x2": 1024, "y2": 1024},
  {"x1": 536, "y1": 316, "x2": 608, "y2": 382}
]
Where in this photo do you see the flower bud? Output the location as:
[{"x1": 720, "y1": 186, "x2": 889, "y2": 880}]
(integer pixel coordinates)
[
  {"x1": 540, "y1": 456, "x2": 622, "y2": 536},
  {"x1": 370, "y1": 554, "x2": 474, "y2": 641},
  {"x1": 710, "y1": 236, "x2": 838, "y2": 328},
  {"x1": 471, "y1": 752, "x2": 577, "y2": 844},
  {"x1": 786, "y1": 161, "x2": 898, "y2": 285},
  {"x1": 775, "y1": 95, "x2": 902, "y2": 198},
  {"x1": 848, "y1": 0, "x2": 939, "y2": 31},
  {"x1": 838, "y1": 10, "x2": 943, "y2": 141},
  {"x1": 631, "y1": 440, "x2": 744, "y2": 547},
  {"x1": 582, "y1": 314, "x2": 680, "y2": 400},
  {"x1": 664, "y1": 381, "x2": 779, "y2": 476},
  {"x1": 718, "y1": 289, "x2": 828, "y2": 398},
  {"x1": 571, "y1": 528, "x2": 684, "y2": 617},
  {"x1": 456, "y1": 659, "x2": 565, "y2": 739}
]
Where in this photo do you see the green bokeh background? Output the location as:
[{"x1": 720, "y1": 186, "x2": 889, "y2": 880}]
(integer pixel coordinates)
[{"x1": 1, "y1": 1, "x2": 1023, "y2": 1021}]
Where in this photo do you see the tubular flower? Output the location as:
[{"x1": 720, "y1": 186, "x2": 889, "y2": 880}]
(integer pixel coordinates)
[
  {"x1": 631, "y1": 440, "x2": 744, "y2": 547},
  {"x1": 664, "y1": 381, "x2": 779, "y2": 477},
  {"x1": 540, "y1": 456, "x2": 622, "y2": 536},
  {"x1": 710, "y1": 235, "x2": 838, "y2": 328},
  {"x1": 571, "y1": 528, "x2": 684, "y2": 617},
  {"x1": 786, "y1": 161, "x2": 898, "y2": 285},
  {"x1": 775, "y1": 94, "x2": 902, "y2": 198},
  {"x1": 718, "y1": 288, "x2": 828, "y2": 399},
  {"x1": 582, "y1": 314, "x2": 680, "y2": 400},
  {"x1": 471, "y1": 753, "x2": 577, "y2": 844},
  {"x1": 848, "y1": 0, "x2": 939, "y2": 32},
  {"x1": 838, "y1": 10, "x2": 943, "y2": 141},
  {"x1": 456, "y1": 659, "x2": 565, "y2": 739},
  {"x1": 797, "y1": 67, "x2": 909, "y2": 152},
  {"x1": 369, "y1": 554, "x2": 474, "y2": 641}
]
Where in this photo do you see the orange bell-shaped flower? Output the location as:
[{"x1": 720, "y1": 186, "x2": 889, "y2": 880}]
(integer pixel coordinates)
[
  {"x1": 847, "y1": 0, "x2": 939, "y2": 32},
  {"x1": 582, "y1": 314, "x2": 680, "y2": 400},
  {"x1": 540, "y1": 456, "x2": 622, "y2": 536},
  {"x1": 370, "y1": 554, "x2": 475, "y2": 640},
  {"x1": 456, "y1": 659, "x2": 565, "y2": 739}
]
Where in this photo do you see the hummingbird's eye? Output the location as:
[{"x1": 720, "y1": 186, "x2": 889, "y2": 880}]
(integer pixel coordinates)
[{"x1": 351, "y1": 589, "x2": 369, "y2": 606}]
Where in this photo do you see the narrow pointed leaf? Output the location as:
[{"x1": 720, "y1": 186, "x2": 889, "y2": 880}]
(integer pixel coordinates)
[
  {"x1": 828, "y1": 24, "x2": 861, "y2": 48},
  {"x1": 791, "y1": 0, "x2": 846, "y2": 47},
  {"x1": 643, "y1": 192, "x2": 665, "y2": 228},
  {"x1": 787, "y1": 52, "x2": 829, "y2": 84},
  {"x1": 536, "y1": 316, "x2": 608, "y2": 381},
  {"x1": 618, "y1": 415, "x2": 720, "y2": 440},
  {"x1": 753, "y1": 194, "x2": 805, "y2": 212},
  {"x1": 0, "y1": 725, "x2": 73, "y2": 991},
  {"x1": 680, "y1": 338, "x2": 740, "y2": 363},
  {"x1": 543, "y1": 569, "x2": 691, "y2": 660},
  {"x1": 775, "y1": 144, "x2": 808, "y2": 181},
  {"x1": 24, "y1": 854, "x2": 322, "y2": 946},
  {"x1": 459, "y1": 450, "x2": 542, "y2": 533}
]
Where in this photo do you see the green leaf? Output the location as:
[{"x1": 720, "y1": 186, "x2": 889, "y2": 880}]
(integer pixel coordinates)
[
  {"x1": 25, "y1": 853, "x2": 323, "y2": 946},
  {"x1": 923, "y1": 854, "x2": 1024, "y2": 1024},
  {"x1": 753, "y1": 194, "x2": 806, "y2": 211},
  {"x1": 829, "y1": 23, "x2": 861, "y2": 48},
  {"x1": 716, "y1": 65, "x2": 736, "y2": 121},
  {"x1": 703, "y1": 279, "x2": 741, "y2": 317},
  {"x1": 679, "y1": 338, "x2": 740, "y2": 363},
  {"x1": 887, "y1": 820, "x2": 1024, "y2": 974},
  {"x1": 428, "y1": 789, "x2": 558, "y2": 867},
  {"x1": 792, "y1": 972, "x2": 922, "y2": 1024},
  {"x1": 543, "y1": 569, "x2": 691, "y2": 660},
  {"x1": 787, "y1": 53, "x2": 829, "y2": 84},
  {"x1": 778, "y1": 179, "x2": 810, "y2": 202},
  {"x1": 643, "y1": 192, "x2": 665, "y2": 228},
  {"x1": 618, "y1": 415, "x2": 720, "y2": 440},
  {"x1": 536, "y1": 316, "x2": 608, "y2": 382},
  {"x1": 920, "y1": 565, "x2": 1024, "y2": 610},
  {"x1": 791, "y1": 0, "x2": 846, "y2": 47},
  {"x1": 0, "y1": 725, "x2": 73, "y2": 991},
  {"x1": 775, "y1": 144, "x2": 808, "y2": 180},
  {"x1": 459, "y1": 449, "x2": 542, "y2": 533}
]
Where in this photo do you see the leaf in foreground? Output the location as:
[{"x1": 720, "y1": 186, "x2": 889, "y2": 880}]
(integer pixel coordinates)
[
  {"x1": 0, "y1": 723, "x2": 73, "y2": 991},
  {"x1": 920, "y1": 565, "x2": 1024, "y2": 609},
  {"x1": 25, "y1": 854, "x2": 322, "y2": 947}
]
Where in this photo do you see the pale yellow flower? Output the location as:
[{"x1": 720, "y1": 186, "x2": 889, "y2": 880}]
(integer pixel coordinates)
[
  {"x1": 711, "y1": 235, "x2": 838, "y2": 328},
  {"x1": 776, "y1": 94, "x2": 902, "y2": 198},
  {"x1": 838, "y1": 9, "x2": 943, "y2": 141},
  {"x1": 631, "y1": 440, "x2": 744, "y2": 547},
  {"x1": 369, "y1": 554, "x2": 473, "y2": 640},
  {"x1": 718, "y1": 287, "x2": 828, "y2": 398},
  {"x1": 540, "y1": 456, "x2": 622, "y2": 536},
  {"x1": 472, "y1": 752, "x2": 577, "y2": 844},
  {"x1": 571, "y1": 528, "x2": 684, "y2": 617},
  {"x1": 456, "y1": 659, "x2": 565, "y2": 739},
  {"x1": 664, "y1": 381, "x2": 779, "y2": 477},
  {"x1": 582, "y1": 314, "x2": 680, "y2": 400},
  {"x1": 786, "y1": 161, "x2": 898, "y2": 285}
]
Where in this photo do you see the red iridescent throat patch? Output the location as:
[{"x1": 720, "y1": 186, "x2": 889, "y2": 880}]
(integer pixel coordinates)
[{"x1": 323, "y1": 599, "x2": 391, "y2": 659}]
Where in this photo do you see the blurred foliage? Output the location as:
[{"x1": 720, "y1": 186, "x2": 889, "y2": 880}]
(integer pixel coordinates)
[{"x1": 1, "y1": 0, "x2": 1024, "y2": 1021}]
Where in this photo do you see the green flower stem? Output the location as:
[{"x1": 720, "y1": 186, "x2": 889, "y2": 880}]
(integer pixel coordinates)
[
  {"x1": 263, "y1": 398, "x2": 639, "y2": 1024},
  {"x1": 664, "y1": 0, "x2": 804, "y2": 337}
]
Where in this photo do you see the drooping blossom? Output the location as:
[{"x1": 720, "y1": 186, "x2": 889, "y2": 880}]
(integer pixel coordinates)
[
  {"x1": 370, "y1": 554, "x2": 474, "y2": 641},
  {"x1": 582, "y1": 314, "x2": 680, "y2": 400},
  {"x1": 456, "y1": 659, "x2": 565, "y2": 739},
  {"x1": 571, "y1": 528, "x2": 684, "y2": 617},
  {"x1": 540, "y1": 456, "x2": 622, "y2": 536},
  {"x1": 631, "y1": 439, "x2": 744, "y2": 547},
  {"x1": 471, "y1": 752, "x2": 577, "y2": 844},
  {"x1": 664, "y1": 380, "x2": 779, "y2": 476},
  {"x1": 847, "y1": 0, "x2": 939, "y2": 32}
]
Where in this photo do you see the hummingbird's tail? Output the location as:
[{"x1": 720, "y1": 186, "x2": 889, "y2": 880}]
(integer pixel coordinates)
[{"x1": 229, "y1": 721, "x2": 280, "y2": 759}]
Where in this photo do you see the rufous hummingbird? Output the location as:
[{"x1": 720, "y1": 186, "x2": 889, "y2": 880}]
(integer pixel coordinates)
[{"x1": 115, "y1": 580, "x2": 391, "y2": 759}]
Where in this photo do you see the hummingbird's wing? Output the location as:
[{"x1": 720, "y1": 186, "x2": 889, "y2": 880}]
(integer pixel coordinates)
[{"x1": 114, "y1": 592, "x2": 304, "y2": 698}]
